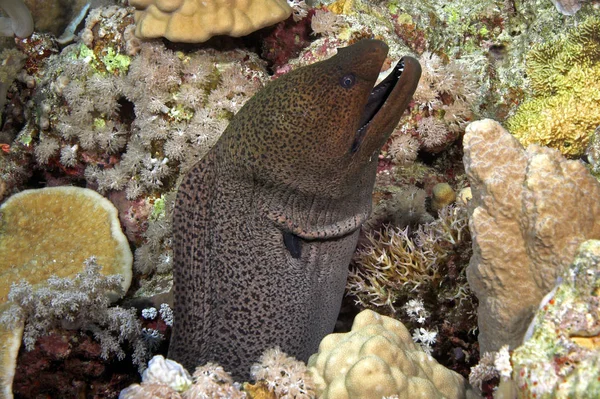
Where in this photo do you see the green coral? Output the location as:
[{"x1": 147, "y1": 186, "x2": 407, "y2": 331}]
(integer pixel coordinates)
[
  {"x1": 507, "y1": 17, "x2": 600, "y2": 158},
  {"x1": 101, "y1": 48, "x2": 131, "y2": 74}
]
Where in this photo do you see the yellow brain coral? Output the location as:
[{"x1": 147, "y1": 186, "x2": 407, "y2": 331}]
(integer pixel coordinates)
[
  {"x1": 130, "y1": 0, "x2": 292, "y2": 43},
  {"x1": 308, "y1": 309, "x2": 475, "y2": 399}
]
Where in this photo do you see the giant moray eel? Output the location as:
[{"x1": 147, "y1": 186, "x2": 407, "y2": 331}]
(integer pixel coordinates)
[{"x1": 169, "y1": 39, "x2": 421, "y2": 378}]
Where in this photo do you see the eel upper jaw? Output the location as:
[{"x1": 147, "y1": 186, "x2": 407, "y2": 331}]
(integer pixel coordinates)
[{"x1": 351, "y1": 56, "x2": 421, "y2": 153}]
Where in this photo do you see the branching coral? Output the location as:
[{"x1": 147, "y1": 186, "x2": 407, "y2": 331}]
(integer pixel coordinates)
[{"x1": 506, "y1": 16, "x2": 600, "y2": 158}]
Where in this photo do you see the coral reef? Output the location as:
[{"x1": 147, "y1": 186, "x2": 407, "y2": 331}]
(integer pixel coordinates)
[
  {"x1": 2, "y1": 0, "x2": 600, "y2": 396},
  {"x1": 506, "y1": 16, "x2": 600, "y2": 158},
  {"x1": 129, "y1": 0, "x2": 292, "y2": 43},
  {"x1": 509, "y1": 240, "x2": 600, "y2": 397},
  {"x1": 21, "y1": 6, "x2": 268, "y2": 201},
  {"x1": 463, "y1": 119, "x2": 600, "y2": 354},
  {"x1": 307, "y1": 309, "x2": 476, "y2": 399},
  {"x1": 121, "y1": 348, "x2": 314, "y2": 398},
  {"x1": 0, "y1": 258, "x2": 149, "y2": 398},
  {"x1": 499, "y1": 240, "x2": 600, "y2": 398}
]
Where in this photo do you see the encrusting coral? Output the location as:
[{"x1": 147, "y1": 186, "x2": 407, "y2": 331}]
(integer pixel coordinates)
[
  {"x1": 463, "y1": 119, "x2": 600, "y2": 355},
  {"x1": 129, "y1": 0, "x2": 292, "y2": 43},
  {"x1": 506, "y1": 16, "x2": 600, "y2": 158},
  {"x1": 507, "y1": 240, "x2": 600, "y2": 398},
  {"x1": 307, "y1": 309, "x2": 477, "y2": 399}
]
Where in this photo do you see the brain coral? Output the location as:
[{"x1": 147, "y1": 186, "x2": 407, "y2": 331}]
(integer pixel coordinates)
[
  {"x1": 307, "y1": 309, "x2": 475, "y2": 399},
  {"x1": 506, "y1": 16, "x2": 600, "y2": 158},
  {"x1": 130, "y1": 0, "x2": 292, "y2": 43},
  {"x1": 463, "y1": 119, "x2": 600, "y2": 354}
]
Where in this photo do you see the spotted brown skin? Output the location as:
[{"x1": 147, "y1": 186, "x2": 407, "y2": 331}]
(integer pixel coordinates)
[{"x1": 169, "y1": 39, "x2": 421, "y2": 379}]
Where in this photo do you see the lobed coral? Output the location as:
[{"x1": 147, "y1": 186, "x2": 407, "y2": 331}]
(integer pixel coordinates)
[
  {"x1": 506, "y1": 16, "x2": 600, "y2": 158},
  {"x1": 463, "y1": 119, "x2": 600, "y2": 354},
  {"x1": 129, "y1": 0, "x2": 292, "y2": 43},
  {"x1": 307, "y1": 309, "x2": 476, "y2": 399}
]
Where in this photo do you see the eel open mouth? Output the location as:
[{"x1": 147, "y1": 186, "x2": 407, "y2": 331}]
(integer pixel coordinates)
[{"x1": 351, "y1": 58, "x2": 407, "y2": 153}]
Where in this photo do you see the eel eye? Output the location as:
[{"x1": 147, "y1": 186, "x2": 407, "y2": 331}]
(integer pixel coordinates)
[
  {"x1": 340, "y1": 73, "x2": 356, "y2": 89},
  {"x1": 283, "y1": 231, "x2": 302, "y2": 259}
]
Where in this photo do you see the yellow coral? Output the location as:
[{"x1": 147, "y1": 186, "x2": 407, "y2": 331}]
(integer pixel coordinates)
[
  {"x1": 507, "y1": 64, "x2": 600, "y2": 158},
  {"x1": 507, "y1": 17, "x2": 600, "y2": 158},
  {"x1": 308, "y1": 309, "x2": 474, "y2": 399},
  {"x1": 130, "y1": 0, "x2": 292, "y2": 43},
  {"x1": 431, "y1": 182, "x2": 456, "y2": 211},
  {"x1": 0, "y1": 187, "x2": 133, "y2": 302}
]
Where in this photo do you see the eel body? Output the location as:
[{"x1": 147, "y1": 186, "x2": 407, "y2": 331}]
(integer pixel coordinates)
[{"x1": 169, "y1": 39, "x2": 421, "y2": 379}]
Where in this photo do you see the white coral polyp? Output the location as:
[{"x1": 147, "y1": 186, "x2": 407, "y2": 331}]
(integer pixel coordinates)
[{"x1": 142, "y1": 355, "x2": 192, "y2": 392}]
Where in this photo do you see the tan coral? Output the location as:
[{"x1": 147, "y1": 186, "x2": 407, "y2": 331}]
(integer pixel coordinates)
[
  {"x1": 0, "y1": 187, "x2": 133, "y2": 301},
  {"x1": 0, "y1": 312, "x2": 22, "y2": 399},
  {"x1": 130, "y1": 0, "x2": 292, "y2": 43},
  {"x1": 307, "y1": 309, "x2": 475, "y2": 399},
  {"x1": 0, "y1": 186, "x2": 133, "y2": 399},
  {"x1": 463, "y1": 119, "x2": 600, "y2": 354}
]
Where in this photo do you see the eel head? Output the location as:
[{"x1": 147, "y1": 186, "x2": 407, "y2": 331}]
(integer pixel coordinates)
[{"x1": 225, "y1": 39, "x2": 421, "y2": 239}]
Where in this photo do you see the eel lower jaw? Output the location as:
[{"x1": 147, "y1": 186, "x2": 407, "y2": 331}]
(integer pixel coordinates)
[{"x1": 351, "y1": 58, "x2": 405, "y2": 153}]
